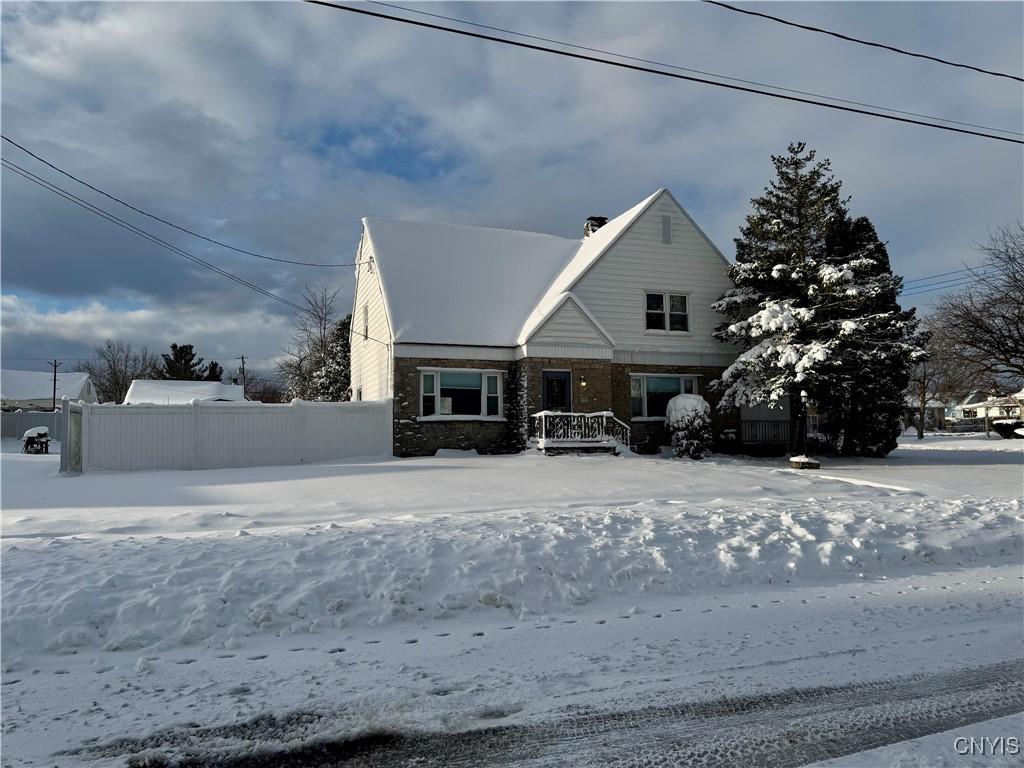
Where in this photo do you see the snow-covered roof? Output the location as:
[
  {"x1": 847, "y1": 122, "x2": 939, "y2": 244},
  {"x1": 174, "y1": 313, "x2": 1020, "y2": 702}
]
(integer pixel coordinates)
[
  {"x1": 904, "y1": 396, "x2": 946, "y2": 408},
  {"x1": 517, "y1": 190, "x2": 664, "y2": 343},
  {"x1": 363, "y1": 217, "x2": 580, "y2": 346},
  {"x1": 1, "y1": 369, "x2": 94, "y2": 402},
  {"x1": 123, "y1": 380, "x2": 245, "y2": 405}
]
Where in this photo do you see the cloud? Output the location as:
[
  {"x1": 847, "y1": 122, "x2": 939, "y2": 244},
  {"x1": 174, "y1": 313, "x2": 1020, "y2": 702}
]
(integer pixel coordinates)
[{"x1": 2, "y1": 1, "x2": 1021, "y2": 371}]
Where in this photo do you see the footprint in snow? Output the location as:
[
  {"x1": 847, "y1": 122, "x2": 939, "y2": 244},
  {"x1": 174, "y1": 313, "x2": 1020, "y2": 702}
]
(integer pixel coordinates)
[
  {"x1": 365, "y1": 640, "x2": 380, "y2": 645},
  {"x1": 653, "y1": 614, "x2": 662, "y2": 618},
  {"x1": 215, "y1": 654, "x2": 235, "y2": 659},
  {"x1": 670, "y1": 608, "x2": 682, "y2": 613},
  {"x1": 534, "y1": 625, "x2": 550, "y2": 630},
  {"x1": 562, "y1": 619, "x2": 577, "y2": 624},
  {"x1": 54, "y1": 669, "x2": 70, "y2": 675},
  {"x1": 247, "y1": 655, "x2": 268, "y2": 661},
  {"x1": 500, "y1": 626, "x2": 515, "y2": 631},
  {"x1": 471, "y1": 632, "x2": 484, "y2": 637},
  {"x1": 94, "y1": 665, "x2": 115, "y2": 674},
  {"x1": 403, "y1": 639, "x2": 418, "y2": 645},
  {"x1": 595, "y1": 619, "x2": 606, "y2": 625},
  {"x1": 327, "y1": 648, "x2": 345, "y2": 654},
  {"x1": 176, "y1": 659, "x2": 197, "y2": 665},
  {"x1": 435, "y1": 632, "x2": 450, "y2": 638}
]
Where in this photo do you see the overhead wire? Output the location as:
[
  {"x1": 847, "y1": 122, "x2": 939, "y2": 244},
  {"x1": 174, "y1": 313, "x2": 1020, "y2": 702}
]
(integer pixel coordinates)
[
  {"x1": 303, "y1": 1, "x2": 1023, "y2": 144},
  {"x1": 702, "y1": 0, "x2": 1023, "y2": 83},
  {"x1": 367, "y1": 1, "x2": 1022, "y2": 137},
  {"x1": 1, "y1": 135, "x2": 361, "y2": 268}
]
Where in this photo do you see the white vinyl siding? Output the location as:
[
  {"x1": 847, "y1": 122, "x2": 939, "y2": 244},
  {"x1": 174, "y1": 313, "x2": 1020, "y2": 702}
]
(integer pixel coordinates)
[
  {"x1": 571, "y1": 193, "x2": 735, "y2": 355},
  {"x1": 349, "y1": 234, "x2": 393, "y2": 401},
  {"x1": 527, "y1": 297, "x2": 610, "y2": 347}
]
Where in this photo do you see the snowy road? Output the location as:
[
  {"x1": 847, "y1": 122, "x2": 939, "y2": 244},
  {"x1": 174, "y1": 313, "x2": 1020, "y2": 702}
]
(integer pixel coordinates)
[{"x1": 70, "y1": 659, "x2": 1023, "y2": 767}]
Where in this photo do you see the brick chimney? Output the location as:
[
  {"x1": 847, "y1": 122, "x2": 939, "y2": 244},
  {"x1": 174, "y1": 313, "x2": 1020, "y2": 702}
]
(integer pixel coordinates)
[{"x1": 584, "y1": 216, "x2": 608, "y2": 238}]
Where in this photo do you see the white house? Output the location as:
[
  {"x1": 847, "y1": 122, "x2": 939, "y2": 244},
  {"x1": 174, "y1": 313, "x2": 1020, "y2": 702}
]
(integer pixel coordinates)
[
  {"x1": 0, "y1": 369, "x2": 97, "y2": 410},
  {"x1": 122, "y1": 380, "x2": 246, "y2": 405},
  {"x1": 348, "y1": 188, "x2": 750, "y2": 455}
]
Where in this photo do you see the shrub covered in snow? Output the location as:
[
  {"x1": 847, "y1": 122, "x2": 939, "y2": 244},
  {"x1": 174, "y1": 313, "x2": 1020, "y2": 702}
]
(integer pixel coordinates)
[{"x1": 666, "y1": 394, "x2": 712, "y2": 459}]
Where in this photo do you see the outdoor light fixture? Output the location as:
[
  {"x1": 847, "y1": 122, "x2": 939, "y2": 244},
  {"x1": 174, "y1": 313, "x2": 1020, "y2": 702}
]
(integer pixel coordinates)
[{"x1": 579, "y1": 374, "x2": 587, "y2": 388}]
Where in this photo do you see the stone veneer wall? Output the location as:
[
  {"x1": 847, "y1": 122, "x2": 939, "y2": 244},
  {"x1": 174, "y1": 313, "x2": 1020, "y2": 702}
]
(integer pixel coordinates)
[
  {"x1": 393, "y1": 356, "x2": 739, "y2": 456},
  {"x1": 610, "y1": 363, "x2": 738, "y2": 453},
  {"x1": 392, "y1": 357, "x2": 521, "y2": 456}
]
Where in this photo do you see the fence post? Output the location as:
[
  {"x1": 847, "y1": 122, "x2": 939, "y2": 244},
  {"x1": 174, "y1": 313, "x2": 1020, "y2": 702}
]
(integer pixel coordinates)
[
  {"x1": 59, "y1": 397, "x2": 69, "y2": 472},
  {"x1": 292, "y1": 398, "x2": 306, "y2": 463},
  {"x1": 190, "y1": 399, "x2": 202, "y2": 470},
  {"x1": 80, "y1": 401, "x2": 91, "y2": 472}
]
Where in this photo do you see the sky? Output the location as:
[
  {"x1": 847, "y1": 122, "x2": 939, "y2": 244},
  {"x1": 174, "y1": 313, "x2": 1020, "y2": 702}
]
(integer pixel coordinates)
[{"x1": 2, "y1": 1, "x2": 1022, "y2": 377}]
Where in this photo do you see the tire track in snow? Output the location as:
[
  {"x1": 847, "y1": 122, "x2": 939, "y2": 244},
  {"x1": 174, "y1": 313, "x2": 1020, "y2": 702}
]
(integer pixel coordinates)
[{"x1": 78, "y1": 659, "x2": 1023, "y2": 767}]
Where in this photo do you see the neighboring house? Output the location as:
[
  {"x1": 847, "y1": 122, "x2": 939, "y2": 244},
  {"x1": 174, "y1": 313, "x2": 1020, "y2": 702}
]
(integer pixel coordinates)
[
  {"x1": 123, "y1": 380, "x2": 246, "y2": 405},
  {"x1": 903, "y1": 396, "x2": 946, "y2": 430},
  {"x1": 349, "y1": 188, "x2": 744, "y2": 455},
  {"x1": 0, "y1": 369, "x2": 98, "y2": 410},
  {"x1": 950, "y1": 391, "x2": 1022, "y2": 421}
]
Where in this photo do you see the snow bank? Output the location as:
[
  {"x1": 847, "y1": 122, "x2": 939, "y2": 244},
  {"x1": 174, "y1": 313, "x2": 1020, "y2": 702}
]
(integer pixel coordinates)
[{"x1": 3, "y1": 494, "x2": 1019, "y2": 655}]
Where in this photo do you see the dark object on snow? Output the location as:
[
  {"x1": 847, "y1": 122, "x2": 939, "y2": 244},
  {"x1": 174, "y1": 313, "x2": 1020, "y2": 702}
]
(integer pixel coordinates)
[
  {"x1": 992, "y1": 420, "x2": 1024, "y2": 439},
  {"x1": 789, "y1": 456, "x2": 821, "y2": 469},
  {"x1": 21, "y1": 426, "x2": 51, "y2": 454}
]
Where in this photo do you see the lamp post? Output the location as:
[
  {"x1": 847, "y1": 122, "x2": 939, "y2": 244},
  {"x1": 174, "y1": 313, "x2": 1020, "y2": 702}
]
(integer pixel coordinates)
[
  {"x1": 799, "y1": 390, "x2": 809, "y2": 457},
  {"x1": 790, "y1": 390, "x2": 820, "y2": 469}
]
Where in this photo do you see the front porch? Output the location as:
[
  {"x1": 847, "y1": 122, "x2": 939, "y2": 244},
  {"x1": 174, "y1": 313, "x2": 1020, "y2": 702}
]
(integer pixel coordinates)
[{"x1": 530, "y1": 410, "x2": 632, "y2": 454}]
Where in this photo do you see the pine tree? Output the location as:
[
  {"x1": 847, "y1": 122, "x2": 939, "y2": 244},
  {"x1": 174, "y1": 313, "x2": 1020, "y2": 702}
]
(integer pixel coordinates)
[
  {"x1": 204, "y1": 360, "x2": 225, "y2": 382},
  {"x1": 157, "y1": 343, "x2": 208, "y2": 380},
  {"x1": 712, "y1": 143, "x2": 923, "y2": 457},
  {"x1": 300, "y1": 315, "x2": 351, "y2": 401}
]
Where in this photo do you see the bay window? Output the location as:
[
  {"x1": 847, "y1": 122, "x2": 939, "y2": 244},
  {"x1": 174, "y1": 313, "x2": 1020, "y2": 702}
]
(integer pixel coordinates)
[
  {"x1": 419, "y1": 369, "x2": 503, "y2": 419},
  {"x1": 630, "y1": 374, "x2": 697, "y2": 419}
]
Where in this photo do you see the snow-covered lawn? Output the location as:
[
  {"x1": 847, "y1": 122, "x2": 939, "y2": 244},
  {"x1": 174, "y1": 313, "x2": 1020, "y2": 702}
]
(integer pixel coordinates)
[{"x1": 1, "y1": 434, "x2": 1021, "y2": 766}]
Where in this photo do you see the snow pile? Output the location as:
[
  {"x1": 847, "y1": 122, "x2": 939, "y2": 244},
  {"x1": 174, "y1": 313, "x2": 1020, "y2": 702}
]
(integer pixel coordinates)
[{"x1": 3, "y1": 494, "x2": 1019, "y2": 655}]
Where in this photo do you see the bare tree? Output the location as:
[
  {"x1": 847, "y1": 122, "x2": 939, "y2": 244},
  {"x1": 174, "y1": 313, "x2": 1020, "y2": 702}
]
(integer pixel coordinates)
[
  {"x1": 75, "y1": 340, "x2": 159, "y2": 403},
  {"x1": 244, "y1": 373, "x2": 288, "y2": 403},
  {"x1": 932, "y1": 223, "x2": 1024, "y2": 392},
  {"x1": 906, "y1": 318, "x2": 976, "y2": 439},
  {"x1": 277, "y1": 284, "x2": 340, "y2": 398}
]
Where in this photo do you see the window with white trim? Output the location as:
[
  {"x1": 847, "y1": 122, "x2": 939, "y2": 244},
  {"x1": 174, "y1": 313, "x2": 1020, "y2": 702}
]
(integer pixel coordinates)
[
  {"x1": 630, "y1": 374, "x2": 697, "y2": 418},
  {"x1": 645, "y1": 292, "x2": 689, "y2": 332},
  {"x1": 420, "y1": 369, "x2": 503, "y2": 418},
  {"x1": 362, "y1": 304, "x2": 369, "y2": 340}
]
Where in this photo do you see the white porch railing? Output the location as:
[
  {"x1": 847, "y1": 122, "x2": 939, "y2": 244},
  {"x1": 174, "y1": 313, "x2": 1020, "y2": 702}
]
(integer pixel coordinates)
[{"x1": 531, "y1": 410, "x2": 631, "y2": 448}]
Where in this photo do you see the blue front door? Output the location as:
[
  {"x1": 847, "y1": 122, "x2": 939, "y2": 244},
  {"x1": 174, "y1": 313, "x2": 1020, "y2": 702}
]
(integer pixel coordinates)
[{"x1": 542, "y1": 371, "x2": 572, "y2": 412}]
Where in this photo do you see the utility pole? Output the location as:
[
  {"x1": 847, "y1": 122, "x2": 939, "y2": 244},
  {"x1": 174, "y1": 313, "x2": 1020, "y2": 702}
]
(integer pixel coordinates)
[
  {"x1": 238, "y1": 355, "x2": 247, "y2": 393},
  {"x1": 48, "y1": 359, "x2": 62, "y2": 412}
]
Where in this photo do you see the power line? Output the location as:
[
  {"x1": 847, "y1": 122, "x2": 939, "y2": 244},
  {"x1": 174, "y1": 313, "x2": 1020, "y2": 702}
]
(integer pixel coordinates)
[
  {"x1": 1, "y1": 135, "x2": 360, "y2": 268},
  {"x1": 2, "y1": 158, "x2": 311, "y2": 316},
  {"x1": 702, "y1": 0, "x2": 1023, "y2": 83},
  {"x1": 367, "y1": 1, "x2": 1021, "y2": 138},
  {"x1": 303, "y1": 2, "x2": 1023, "y2": 145},
  {"x1": 900, "y1": 275, "x2": 985, "y2": 298}
]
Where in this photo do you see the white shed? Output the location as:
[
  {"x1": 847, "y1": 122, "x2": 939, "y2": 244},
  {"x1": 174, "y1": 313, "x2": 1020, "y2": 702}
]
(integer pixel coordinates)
[
  {"x1": 0, "y1": 369, "x2": 98, "y2": 410},
  {"x1": 123, "y1": 380, "x2": 246, "y2": 405}
]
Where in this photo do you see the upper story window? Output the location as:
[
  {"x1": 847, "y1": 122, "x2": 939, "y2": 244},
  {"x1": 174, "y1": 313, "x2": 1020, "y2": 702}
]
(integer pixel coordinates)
[
  {"x1": 661, "y1": 215, "x2": 672, "y2": 244},
  {"x1": 645, "y1": 292, "x2": 689, "y2": 332},
  {"x1": 362, "y1": 304, "x2": 369, "y2": 340},
  {"x1": 420, "y1": 369, "x2": 503, "y2": 418}
]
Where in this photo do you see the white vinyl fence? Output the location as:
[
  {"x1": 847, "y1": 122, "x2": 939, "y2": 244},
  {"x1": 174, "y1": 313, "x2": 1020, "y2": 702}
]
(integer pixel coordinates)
[
  {"x1": 60, "y1": 398, "x2": 392, "y2": 473},
  {"x1": 2, "y1": 409, "x2": 61, "y2": 441}
]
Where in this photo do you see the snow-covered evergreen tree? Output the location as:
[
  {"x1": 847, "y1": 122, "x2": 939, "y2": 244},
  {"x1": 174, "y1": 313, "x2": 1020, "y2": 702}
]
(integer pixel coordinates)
[
  {"x1": 712, "y1": 143, "x2": 922, "y2": 457},
  {"x1": 289, "y1": 315, "x2": 351, "y2": 401}
]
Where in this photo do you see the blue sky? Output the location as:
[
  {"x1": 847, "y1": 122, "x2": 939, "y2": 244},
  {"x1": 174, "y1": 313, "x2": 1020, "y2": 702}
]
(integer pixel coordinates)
[{"x1": 2, "y1": 1, "x2": 1022, "y2": 375}]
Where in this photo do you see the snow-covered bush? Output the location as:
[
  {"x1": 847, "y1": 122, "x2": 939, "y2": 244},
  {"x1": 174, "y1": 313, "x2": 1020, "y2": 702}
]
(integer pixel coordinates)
[{"x1": 667, "y1": 394, "x2": 712, "y2": 459}]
